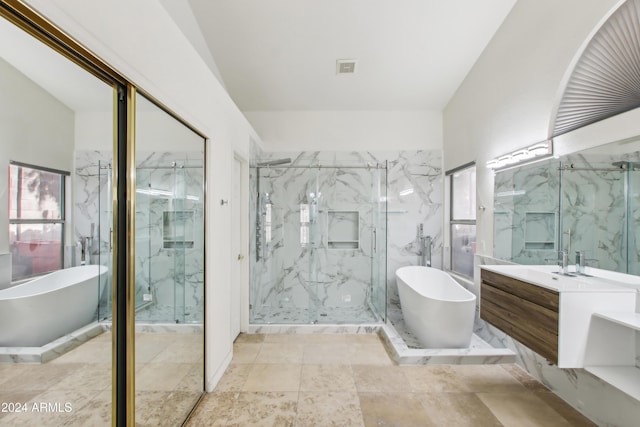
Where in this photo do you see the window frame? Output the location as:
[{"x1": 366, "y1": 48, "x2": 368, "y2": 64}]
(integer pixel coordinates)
[
  {"x1": 446, "y1": 162, "x2": 476, "y2": 278},
  {"x1": 8, "y1": 160, "x2": 69, "y2": 281}
]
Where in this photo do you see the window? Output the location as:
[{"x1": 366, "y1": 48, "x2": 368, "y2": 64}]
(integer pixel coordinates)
[
  {"x1": 8, "y1": 161, "x2": 68, "y2": 281},
  {"x1": 448, "y1": 163, "x2": 476, "y2": 277}
]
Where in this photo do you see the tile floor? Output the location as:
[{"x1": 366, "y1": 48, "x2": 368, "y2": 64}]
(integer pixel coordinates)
[
  {"x1": 186, "y1": 333, "x2": 596, "y2": 427},
  {"x1": 0, "y1": 331, "x2": 203, "y2": 426}
]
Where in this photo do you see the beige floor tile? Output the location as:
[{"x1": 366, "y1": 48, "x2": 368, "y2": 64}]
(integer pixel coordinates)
[
  {"x1": 226, "y1": 391, "x2": 298, "y2": 427},
  {"x1": 359, "y1": 392, "x2": 432, "y2": 427},
  {"x1": 49, "y1": 363, "x2": 112, "y2": 391},
  {"x1": 136, "y1": 362, "x2": 193, "y2": 391},
  {"x1": 58, "y1": 389, "x2": 112, "y2": 427},
  {"x1": 501, "y1": 364, "x2": 550, "y2": 391},
  {"x1": 418, "y1": 392, "x2": 503, "y2": 426},
  {"x1": 136, "y1": 390, "x2": 201, "y2": 427},
  {"x1": 50, "y1": 340, "x2": 112, "y2": 364},
  {"x1": 478, "y1": 392, "x2": 574, "y2": 427},
  {"x1": 300, "y1": 364, "x2": 356, "y2": 392},
  {"x1": 231, "y1": 342, "x2": 262, "y2": 364},
  {"x1": 243, "y1": 364, "x2": 302, "y2": 392},
  {"x1": 451, "y1": 365, "x2": 527, "y2": 393},
  {"x1": 151, "y1": 340, "x2": 204, "y2": 364},
  {"x1": 175, "y1": 363, "x2": 205, "y2": 392},
  {"x1": 255, "y1": 343, "x2": 304, "y2": 364},
  {"x1": 0, "y1": 390, "x2": 42, "y2": 421},
  {"x1": 347, "y1": 343, "x2": 393, "y2": 365},
  {"x1": 302, "y1": 343, "x2": 352, "y2": 365},
  {"x1": 352, "y1": 365, "x2": 409, "y2": 392},
  {"x1": 185, "y1": 391, "x2": 237, "y2": 426},
  {"x1": 234, "y1": 333, "x2": 265, "y2": 344},
  {"x1": 0, "y1": 363, "x2": 78, "y2": 391},
  {"x1": 263, "y1": 333, "x2": 311, "y2": 344},
  {"x1": 214, "y1": 364, "x2": 252, "y2": 392},
  {"x1": 296, "y1": 391, "x2": 364, "y2": 427},
  {"x1": 401, "y1": 365, "x2": 468, "y2": 392},
  {"x1": 534, "y1": 392, "x2": 597, "y2": 426},
  {"x1": 346, "y1": 334, "x2": 383, "y2": 345},
  {"x1": 135, "y1": 339, "x2": 171, "y2": 364}
]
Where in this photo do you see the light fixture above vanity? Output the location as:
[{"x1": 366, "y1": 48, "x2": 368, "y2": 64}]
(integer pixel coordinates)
[{"x1": 486, "y1": 139, "x2": 553, "y2": 170}]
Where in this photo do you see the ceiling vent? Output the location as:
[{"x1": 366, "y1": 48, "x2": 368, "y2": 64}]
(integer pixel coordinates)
[{"x1": 336, "y1": 59, "x2": 357, "y2": 75}]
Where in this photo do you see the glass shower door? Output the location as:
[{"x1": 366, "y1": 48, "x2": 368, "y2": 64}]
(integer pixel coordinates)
[
  {"x1": 370, "y1": 165, "x2": 387, "y2": 322},
  {"x1": 98, "y1": 161, "x2": 113, "y2": 320}
]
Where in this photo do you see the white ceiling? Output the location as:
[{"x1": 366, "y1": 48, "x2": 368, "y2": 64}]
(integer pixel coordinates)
[
  {"x1": 0, "y1": 17, "x2": 112, "y2": 113},
  {"x1": 185, "y1": 0, "x2": 517, "y2": 111}
]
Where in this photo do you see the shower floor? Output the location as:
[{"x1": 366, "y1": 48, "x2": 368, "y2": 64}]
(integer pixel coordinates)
[{"x1": 250, "y1": 305, "x2": 380, "y2": 324}]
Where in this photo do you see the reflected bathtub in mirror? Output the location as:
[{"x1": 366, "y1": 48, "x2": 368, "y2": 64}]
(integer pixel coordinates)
[
  {"x1": 396, "y1": 266, "x2": 476, "y2": 348},
  {"x1": 0, "y1": 265, "x2": 106, "y2": 346}
]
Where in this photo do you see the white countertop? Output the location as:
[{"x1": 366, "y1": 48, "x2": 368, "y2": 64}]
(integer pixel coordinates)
[{"x1": 481, "y1": 264, "x2": 638, "y2": 293}]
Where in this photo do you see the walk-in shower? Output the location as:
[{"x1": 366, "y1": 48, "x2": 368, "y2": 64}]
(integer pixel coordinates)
[
  {"x1": 92, "y1": 155, "x2": 204, "y2": 324},
  {"x1": 250, "y1": 160, "x2": 387, "y2": 324}
]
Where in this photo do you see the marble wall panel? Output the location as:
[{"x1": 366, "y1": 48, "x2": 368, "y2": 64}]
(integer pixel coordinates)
[{"x1": 250, "y1": 150, "x2": 443, "y2": 324}]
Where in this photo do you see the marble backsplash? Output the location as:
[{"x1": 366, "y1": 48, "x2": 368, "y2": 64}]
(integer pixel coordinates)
[{"x1": 249, "y1": 149, "x2": 443, "y2": 324}]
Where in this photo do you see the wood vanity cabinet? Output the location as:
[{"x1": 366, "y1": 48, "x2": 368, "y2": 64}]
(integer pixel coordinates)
[{"x1": 480, "y1": 269, "x2": 560, "y2": 364}]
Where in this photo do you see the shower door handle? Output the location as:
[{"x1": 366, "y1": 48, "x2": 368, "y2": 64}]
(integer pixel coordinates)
[
  {"x1": 109, "y1": 228, "x2": 113, "y2": 252},
  {"x1": 237, "y1": 254, "x2": 245, "y2": 261},
  {"x1": 373, "y1": 228, "x2": 377, "y2": 253}
]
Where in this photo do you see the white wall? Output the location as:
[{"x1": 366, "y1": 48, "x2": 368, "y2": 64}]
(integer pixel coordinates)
[
  {"x1": 24, "y1": 0, "x2": 260, "y2": 391},
  {"x1": 0, "y1": 56, "x2": 75, "y2": 254},
  {"x1": 245, "y1": 110, "x2": 442, "y2": 152},
  {"x1": 443, "y1": 0, "x2": 623, "y2": 257}
]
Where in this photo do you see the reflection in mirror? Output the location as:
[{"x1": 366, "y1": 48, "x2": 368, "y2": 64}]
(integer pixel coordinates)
[
  {"x1": 0, "y1": 12, "x2": 115, "y2": 425},
  {"x1": 494, "y1": 137, "x2": 640, "y2": 276},
  {"x1": 134, "y1": 94, "x2": 205, "y2": 423}
]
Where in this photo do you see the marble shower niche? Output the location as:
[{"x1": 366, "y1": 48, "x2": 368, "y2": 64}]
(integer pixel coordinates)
[{"x1": 249, "y1": 149, "x2": 444, "y2": 325}]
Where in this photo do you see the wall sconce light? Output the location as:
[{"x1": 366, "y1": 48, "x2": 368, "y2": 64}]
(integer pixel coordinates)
[{"x1": 486, "y1": 139, "x2": 553, "y2": 170}]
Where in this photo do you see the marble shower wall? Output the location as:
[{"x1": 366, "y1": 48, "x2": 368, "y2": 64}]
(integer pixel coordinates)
[
  {"x1": 493, "y1": 158, "x2": 560, "y2": 266},
  {"x1": 494, "y1": 151, "x2": 640, "y2": 275},
  {"x1": 249, "y1": 149, "x2": 443, "y2": 324},
  {"x1": 74, "y1": 150, "x2": 204, "y2": 323}
]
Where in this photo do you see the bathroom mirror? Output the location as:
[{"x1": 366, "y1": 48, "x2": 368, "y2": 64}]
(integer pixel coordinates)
[
  {"x1": 0, "y1": 11, "x2": 117, "y2": 424},
  {"x1": 493, "y1": 134, "x2": 640, "y2": 276}
]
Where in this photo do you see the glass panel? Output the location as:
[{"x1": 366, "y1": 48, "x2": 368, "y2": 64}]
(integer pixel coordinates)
[
  {"x1": 134, "y1": 94, "x2": 204, "y2": 424},
  {"x1": 561, "y1": 161, "x2": 627, "y2": 273},
  {"x1": 451, "y1": 224, "x2": 475, "y2": 277},
  {"x1": 250, "y1": 163, "x2": 384, "y2": 324},
  {"x1": 493, "y1": 158, "x2": 560, "y2": 264},
  {"x1": 0, "y1": 13, "x2": 115, "y2": 425},
  {"x1": 452, "y1": 166, "x2": 476, "y2": 220}
]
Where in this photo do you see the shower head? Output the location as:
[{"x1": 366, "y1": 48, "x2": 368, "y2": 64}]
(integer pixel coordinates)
[{"x1": 257, "y1": 158, "x2": 292, "y2": 167}]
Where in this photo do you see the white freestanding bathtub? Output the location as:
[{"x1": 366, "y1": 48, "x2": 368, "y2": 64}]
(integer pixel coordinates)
[
  {"x1": 396, "y1": 266, "x2": 476, "y2": 348},
  {"x1": 0, "y1": 265, "x2": 107, "y2": 347}
]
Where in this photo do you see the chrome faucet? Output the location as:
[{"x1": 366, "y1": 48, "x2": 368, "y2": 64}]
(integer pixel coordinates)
[
  {"x1": 417, "y1": 224, "x2": 432, "y2": 267},
  {"x1": 557, "y1": 250, "x2": 569, "y2": 275},
  {"x1": 575, "y1": 250, "x2": 585, "y2": 274}
]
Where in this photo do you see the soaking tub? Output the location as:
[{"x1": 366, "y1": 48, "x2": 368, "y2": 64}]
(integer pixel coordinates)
[
  {"x1": 396, "y1": 266, "x2": 476, "y2": 348},
  {"x1": 0, "y1": 265, "x2": 107, "y2": 347}
]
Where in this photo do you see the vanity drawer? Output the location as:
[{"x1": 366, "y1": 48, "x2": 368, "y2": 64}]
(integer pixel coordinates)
[
  {"x1": 481, "y1": 269, "x2": 559, "y2": 311},
  {"x1": 481, "y1": 282, "x2": 559, "y2": 363}
]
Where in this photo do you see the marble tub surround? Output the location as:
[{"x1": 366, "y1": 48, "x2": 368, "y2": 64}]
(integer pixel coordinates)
[
  {"x1": 475, "y1": 255, "x2": 640, "y2": 427},
  {"x1": 185, "y1": 333, "x2": 593, "y2": 426},
  {"x1": 0, "y1": 322, "x2": 105, "y2": 364},
  {"x1": 250, "y1": 150, "x2": 443, "y2": 324}
]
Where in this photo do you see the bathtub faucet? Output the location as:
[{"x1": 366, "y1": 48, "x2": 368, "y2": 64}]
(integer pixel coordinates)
[
  {"x1": 417, "y1": 225, "x2": 432, "y2": 267},
  {"x1": 79, "y1": 236, "x2": 91, "y2": 265}
]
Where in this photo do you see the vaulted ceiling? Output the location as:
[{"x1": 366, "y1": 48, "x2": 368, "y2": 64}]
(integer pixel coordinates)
[{"x1": 175, "y1": 0, "x2": 517, "y2": 112}]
